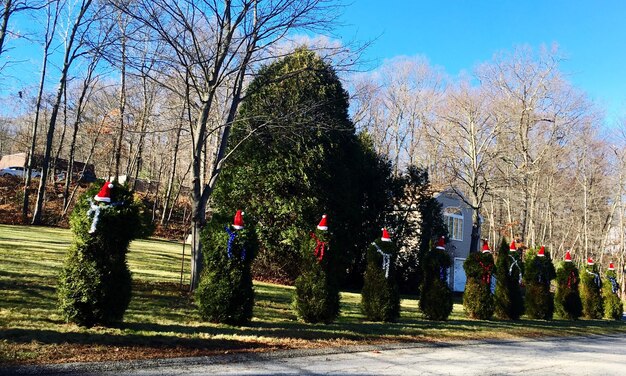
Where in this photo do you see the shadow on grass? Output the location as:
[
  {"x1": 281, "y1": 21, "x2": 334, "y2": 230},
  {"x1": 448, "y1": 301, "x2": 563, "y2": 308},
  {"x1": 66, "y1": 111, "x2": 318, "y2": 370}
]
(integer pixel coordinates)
[{"x1": 0, "y1": 327, "x2": 270, "y2": 351}]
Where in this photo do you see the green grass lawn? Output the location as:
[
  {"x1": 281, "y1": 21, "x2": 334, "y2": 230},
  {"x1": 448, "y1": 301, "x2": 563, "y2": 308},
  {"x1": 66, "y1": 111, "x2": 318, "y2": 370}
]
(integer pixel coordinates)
[{"x1": 1, "y1": 224, "x2": 624, "y2": 365}]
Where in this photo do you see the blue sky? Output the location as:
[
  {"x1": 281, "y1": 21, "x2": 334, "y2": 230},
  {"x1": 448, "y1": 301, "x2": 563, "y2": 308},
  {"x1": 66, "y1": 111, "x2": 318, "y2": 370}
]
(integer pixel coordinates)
[{"x1": 335, "y1": 0, "x2": 626, "y2": 124}]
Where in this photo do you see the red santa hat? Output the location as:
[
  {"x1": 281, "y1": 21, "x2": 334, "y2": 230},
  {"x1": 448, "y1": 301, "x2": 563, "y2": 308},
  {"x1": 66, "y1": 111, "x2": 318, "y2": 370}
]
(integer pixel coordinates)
[
  {"x1": 509, "y1": 241, "x2": 517, "y2": 253},
  {"x1": 608, "y1": 262, "x2": 615, "y2": 271},
  {"x1": 564, "y1": 250, "x2": 572, "y2": 262},
  {"x1": 481, "y1": 240, "x2": 491, "y2": 253},
  {"x1": 537, "y1": 246, "x2": 545, "y2": 257},
  {"x1": 436, "y1": 236, "x2": 446, "y2": 250},
  {"x1": 94, "y1": 181, "x2": 114, "y2": 203},
  {"x1": 233, "y1": 210, "x2": 244, "y2": 230},
  {"x1": 381, "y1": 228, "x2": 391, "y2": 242},
  {"x1": 317, "y1": 214, "x2": 328, "y2": 231},
  {"x1": 587, "y1": 257, "x2": 594, "y2": 266}
]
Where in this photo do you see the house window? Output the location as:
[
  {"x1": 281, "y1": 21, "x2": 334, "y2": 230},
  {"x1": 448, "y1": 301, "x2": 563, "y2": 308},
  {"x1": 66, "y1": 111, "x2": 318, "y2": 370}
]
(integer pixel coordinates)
[{"x1": 444, "y1": 207, "x2": 463, "y2": 241}]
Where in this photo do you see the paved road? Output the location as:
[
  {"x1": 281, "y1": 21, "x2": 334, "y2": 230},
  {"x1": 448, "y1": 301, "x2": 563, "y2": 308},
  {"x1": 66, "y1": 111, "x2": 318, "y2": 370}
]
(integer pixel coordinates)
[{"x1": 5, "y1": 335, "x2": 626, "y2": 375}]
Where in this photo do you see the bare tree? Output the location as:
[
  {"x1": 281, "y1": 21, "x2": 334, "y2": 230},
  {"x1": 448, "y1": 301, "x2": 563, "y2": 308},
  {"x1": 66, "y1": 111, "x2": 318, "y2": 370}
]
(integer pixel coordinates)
[{"x1": 116, "y1": 0, "x2": 340, "y2": 290}]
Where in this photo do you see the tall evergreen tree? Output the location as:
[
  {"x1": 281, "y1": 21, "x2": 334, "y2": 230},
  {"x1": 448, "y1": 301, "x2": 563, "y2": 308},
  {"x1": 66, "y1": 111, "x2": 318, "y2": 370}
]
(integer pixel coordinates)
[
  {"x1": 212, "y1": 48, "x2": 394, "y2": 285},
  {"x1": 393, "y1": 166, "x2": 447, "y2": 294},
  {"x1": 361, "y1": 228, "x2": 401, "y2": 322},
  {"x1": 419, "y1": 236, "x2": 453, "y2": 320},
  {"x1": 580, "y1": 258, "x2": 604, "y2": 319},
  {"x1": 494, "y1": 238, "x2": 525, "y2": 320},
  {"x1": 293, "y1": 215, "x2": 340, "y2": 323},
  {"x1": 195, "y1": 210, "x2": 259, "y2": 325},
  {"x1": 463, "y1": 241, "x2": 496, "y2": 319},
  {"x1": 602, "y1": 262, "x2": 624, "y2": 320},
  {"x1": 554, "y1": 250, "x2": 583, "y2": 320},
  {"x1": 523, "y1": 246, "x2": 556, "y2": 320}
]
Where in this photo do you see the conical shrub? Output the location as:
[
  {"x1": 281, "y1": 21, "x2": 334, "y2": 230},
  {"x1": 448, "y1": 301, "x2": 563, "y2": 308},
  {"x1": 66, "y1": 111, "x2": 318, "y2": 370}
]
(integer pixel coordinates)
[
  {"x1": 361, "y1": 230, "x2": 400, "y2": 322},
  {"x1": 195, "y1": 211, "x2": 258, "y2": 325},
  {"x1": 580, "y1": 259, "x2": 603, "y2": 319},
  {"x1": 419, "y1": 236, "x2": 453, "y2": 320},
  {"x1": 58, "y1": 181, "x2": 142, "y2": 327},
  {"x1": 602, "y1": 264, "x2": 623, "y2": 320},
  {"x1": 523, "y1": 247, "x2": 556, "y2": 320},
  {"x1": 554, "y1": 254, "x2": 582, "y2": 320},
  {"x1": 463, "y1": 245, "x2": 495, "y2": 320},
  {"x1": 494, "y1": 238, "x2": 524, "y2": 320},
  {"x1": 293, "y1": 216, "x2": 340, "y2": 323}
]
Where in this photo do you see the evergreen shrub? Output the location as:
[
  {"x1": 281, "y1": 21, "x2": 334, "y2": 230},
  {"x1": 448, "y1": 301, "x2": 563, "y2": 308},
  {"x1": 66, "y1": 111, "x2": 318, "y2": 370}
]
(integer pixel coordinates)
[
  {"x1": 554, "y1": 261, "x2": 583, "y2": 320},
  {"x1": 580, "y1": 261, "x2": 604, "y2": 319},
  {"x1": 494, "y1": 238, "x2": 524, "y2": 320},
  {"x1": 361, "y1": 238, "x2": 400, "y2": 322},
  {"x1": 195, "y1": 212, "x2": 258, "y2": 325},
  {"x1": 603, "y1": 268, "x2": 623, "y2": 321},
  {"x1": 419, "y1": 238, "x2": 453, "y2": 320},
  {"x1": 463, "y1": 251, "x2": 495, "y2": 319},
  {"x1": 293, "y1": 227, "x2": 340, "y2": 323},
  {"x1": 58, "y1": 181, "x2": 142, "y2": 327},
  {"x1": 523, "y1": 248, "x2": 556, "y2": 320}
]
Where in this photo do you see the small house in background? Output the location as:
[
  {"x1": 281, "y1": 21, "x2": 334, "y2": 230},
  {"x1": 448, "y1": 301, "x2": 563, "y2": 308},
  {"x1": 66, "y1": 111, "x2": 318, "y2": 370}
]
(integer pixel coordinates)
[
  {"x1": 434, "y1": 189, "x2": 477, "y2": 292},
  {"x1": 0, "y1": 152, "x2": 95, "y2": 177}
]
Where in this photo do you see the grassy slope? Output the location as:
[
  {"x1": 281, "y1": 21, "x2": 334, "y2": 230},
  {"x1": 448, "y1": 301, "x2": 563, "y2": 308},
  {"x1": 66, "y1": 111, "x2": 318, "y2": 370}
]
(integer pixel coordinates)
[{"x1": 0, "y1": 224, "x2": 624, "y2": 365}]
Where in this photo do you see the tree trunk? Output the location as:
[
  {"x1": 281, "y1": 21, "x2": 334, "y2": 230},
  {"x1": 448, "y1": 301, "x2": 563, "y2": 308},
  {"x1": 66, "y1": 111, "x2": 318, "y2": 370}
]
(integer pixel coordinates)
[
  {"x1": 0, "y1": 0, "x2": 13, "y2": 58},
  {"x1": 161, "y1": 108, "x2": 183, "y2": 225}
]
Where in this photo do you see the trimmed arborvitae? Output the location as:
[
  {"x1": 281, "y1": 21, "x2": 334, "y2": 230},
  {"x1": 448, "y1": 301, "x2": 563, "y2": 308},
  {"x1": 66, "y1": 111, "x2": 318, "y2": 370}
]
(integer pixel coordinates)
[
  {"x1": 195, "y1": 211, "x2": 259, "y2": 325},
  {"x1": 361, "y1": 230, "x2": 400, "y2": 322},
  {"x1": 554, "y1": 257, "x2": 583, "y2": 320},
  {"x1": 463, "y1": 248, "x2": 495, "y2": 320},
  {"x1": 523, "y1": 247, "x2": 556, "y2": 320},
  {"x1": 419, "y1": 237, "x2": 453, "y2": 320},
  {"x1": 580, "y1": 260, "x2": 603, "y2": 319},
  {"x1": 293, "y1": 217, "x2": 340, "y2": 323},
  {"x1": 494, "y1": 239, "x2": 525, "y2": 320},
  {"x1": 603, "y1": 264, "x2": 623, "y2": 320},
  {"x1": 58, "y1": 181, "x2": 142, "y2": 327}
]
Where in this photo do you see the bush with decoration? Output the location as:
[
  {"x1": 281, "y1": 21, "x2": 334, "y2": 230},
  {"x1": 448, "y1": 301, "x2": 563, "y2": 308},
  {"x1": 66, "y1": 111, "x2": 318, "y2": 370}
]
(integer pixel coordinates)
[
  {"x1": 494, "y1": 238, "x2": 525, "y2": 320},
  {"x1": 58, "y1": 181, "x2": 143, "y2": 327},
  {"x1": 580, "y1": 258, "x2": 604, "y2": 319},
  {"x1": 523, "y1": 246, "x2": 556, "y2": 320},
  {"x1": 419, "y1": 236, "x2": 453, "y2": 320},
  {"x1": 195, "y1": 210, "x2": 258, "y2": 325},
  {"x1": 463, "y1": 241, "x2": 496, "y2": 320},
  {"x1": 602, "y1": 263, "x2": 623, "y2": 320},
  {"x1": 361, "y1": 229, "x2": 400, "y2": 322},
  {"x1": 293, "y1": 215, "x2": 340, "y2": 323},
  {"x1": 554, "y1": 251, "x2": 582, "y2": 320}
]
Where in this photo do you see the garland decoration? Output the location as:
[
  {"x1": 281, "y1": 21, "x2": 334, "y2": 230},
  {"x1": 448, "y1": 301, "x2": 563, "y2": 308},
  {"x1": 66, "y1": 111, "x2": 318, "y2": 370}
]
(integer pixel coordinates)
[
  {"x1": 224, "y1": 226, "x2": 246, "y2": 260},
  {"x1": 310, "y1": 232, "x2": 326, "y2": 262},
  {"x1": 479, "y1": 261, "x2": 493, "y2": 285},
  {"x1": 567, "y1": 270, "x2": 577, "y2": 289},
  {"x1": 608, "y1": 276, "x2": 619, "y2": 294},
  {"x1": 509, "y1": 255, "x2": 523, "y2": 284},
  {"x1": 372, "y1": 242, "x2": 390, "y2": 278},
  {"x1": 585, "y1": 269, "x2": 601, "y2": 288}
]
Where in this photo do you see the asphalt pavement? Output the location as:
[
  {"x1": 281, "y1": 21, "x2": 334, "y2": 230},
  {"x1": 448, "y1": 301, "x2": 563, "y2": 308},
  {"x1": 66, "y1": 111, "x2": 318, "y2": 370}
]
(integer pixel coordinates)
[{"x1": 3, "y1": 334, "x2": 625, "y2": 375}]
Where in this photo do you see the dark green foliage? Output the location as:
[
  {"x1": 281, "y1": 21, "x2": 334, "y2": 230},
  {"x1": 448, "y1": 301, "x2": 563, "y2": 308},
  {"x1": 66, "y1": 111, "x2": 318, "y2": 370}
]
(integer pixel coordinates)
[
  {"x1": 494, "y1": 239, "x2": 524, "y2": 320},
  {"x1": 393, "y1": 166, "x2": 447, "y2": 294},
  {"x1": 58, "y1": 181, "x2": 142, "y2": 327},
  {"x1": 213, "y1": 48, "x2": 394, "y2": 285},
  {"x1": 293, "y1": 228, "x2": 340, "y2": 323},
  {"x1": 419, "y1": 240, "x2": 453, "y2": 320},
  {"x1": 523, "y1": 249, "x2": 556, "y2": 320},
  {"x1": 602, "y1": 269, "x2": 623, "y2": 320},
  {"x1": 463, "y1": 251, "x2": 495, "y2": 319},
  {"x1": 554, "y1": 261, "x2": 583, "y2": 320},
  {"x1": 580, "y1": 263, "x2": 604, "y2": 319},
  {"x1": 195, "y1": 213, "x2": 259, "y2": 325},
  {"x1": 361, "y1": 239, "x2": 400, "y2": 322}
]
